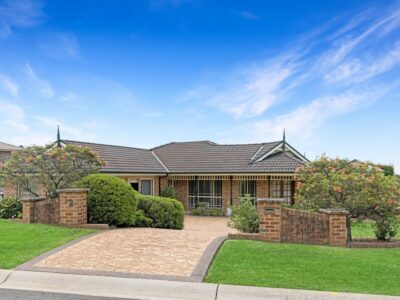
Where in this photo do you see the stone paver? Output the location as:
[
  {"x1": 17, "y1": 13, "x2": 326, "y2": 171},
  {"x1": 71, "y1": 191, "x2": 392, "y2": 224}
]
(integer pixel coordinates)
[{"x1": 34, "y1": 216, "x2": 236, "y2": 277}]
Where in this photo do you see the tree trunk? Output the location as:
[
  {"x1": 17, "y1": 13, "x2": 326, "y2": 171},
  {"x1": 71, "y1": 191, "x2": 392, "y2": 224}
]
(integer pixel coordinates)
[{"x1": 346, "y1": 216, "x2": 352, "y2": 242}]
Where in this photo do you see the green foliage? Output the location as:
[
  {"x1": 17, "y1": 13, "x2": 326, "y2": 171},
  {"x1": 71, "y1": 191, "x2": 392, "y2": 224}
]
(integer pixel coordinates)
[
  {"x1": 191, "y1": 202, "x2": 225, "y2": 216},
  {"x1": 295, "y1": 156, "x2": 400, "y2": 240},
  {"x1": 0, "y1": 219, "x2": 94, "y2": 269},
  {"x1": 0, "y1": 197, "x2": 22, "y2": 219},
  {"x1": 373, "y1": 216, "x2": 399, "y2": 241},
  {"x1": 1, "y1": 144, "x2": 103, "y2": 198},
  {"x1": 137, "y1": 194, "x2": 184, "y2": 229},
  {"x1": 159, "y1": 186, "x2": 178, "y2": 199},
  {"x1": 229, "y1": 195, "x2": 259, "y2": 233},
  {"x1": 206, "y1": 240, "x2": 400, "y2": 296},
  {"x1": 77, "y1": 174, "x2": 139, "y2": 226},
  {"x1": 380, "y1": 165, "x2": 395, "y2": 176}
]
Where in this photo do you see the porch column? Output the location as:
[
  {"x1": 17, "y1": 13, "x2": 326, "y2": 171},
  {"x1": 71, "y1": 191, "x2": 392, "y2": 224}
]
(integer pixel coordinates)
[{"x1": 229, "y1": 176, "x2": 233, "y2": 206}]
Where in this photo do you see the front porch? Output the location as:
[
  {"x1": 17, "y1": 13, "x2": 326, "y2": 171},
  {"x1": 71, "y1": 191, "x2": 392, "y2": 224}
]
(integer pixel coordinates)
[{"x1": 160, "y1": 175, "x2": 298, "y2": 212}]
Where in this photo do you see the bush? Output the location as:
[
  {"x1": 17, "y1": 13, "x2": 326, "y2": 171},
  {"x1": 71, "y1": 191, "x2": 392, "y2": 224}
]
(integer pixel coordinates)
[
  {"x1": 0, "y1": 197, "x2": 22, "y2": 219},
  {"x1": 137, "y1": 194, "x2": 184, "y2": 229},
  {"x1": 373, "y1": 216, "x2": 399, "y2": 241},
  {"x1": 160, "y1": 186, "x2": 178, "y2": 199},
  {"x1": 191, "y1": 202, "x2": 225, "y2": 216},
  {"x1": 229, "y1": 195, "x2": 259, "y2": 233},
  {"x1": 76, "y1": 174, "x2": 139, "y2": 226}
]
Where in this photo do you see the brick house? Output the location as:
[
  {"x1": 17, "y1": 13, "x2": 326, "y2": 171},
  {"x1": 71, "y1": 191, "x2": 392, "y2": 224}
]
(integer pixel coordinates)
[
  {"x1": 61, "y1": 136, "x2": 308, "y2": 213},
  {"x1": 0, "y1": 141, "x2": 21, "y2": 200}
]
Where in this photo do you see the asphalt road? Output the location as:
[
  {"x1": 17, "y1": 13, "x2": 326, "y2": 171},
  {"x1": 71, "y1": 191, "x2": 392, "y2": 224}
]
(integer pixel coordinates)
[{"x1": 0, "y1": 289, "x2": 138, "y2": 300}]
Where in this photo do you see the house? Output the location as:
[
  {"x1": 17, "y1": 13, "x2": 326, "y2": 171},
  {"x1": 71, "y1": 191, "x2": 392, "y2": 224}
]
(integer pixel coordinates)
[
  {"x1": 0, "y1": 141, "x2": 21, "y2": 200},
  {"x1": 61, "y1": 135, "x2": 307, "y2": 212}
]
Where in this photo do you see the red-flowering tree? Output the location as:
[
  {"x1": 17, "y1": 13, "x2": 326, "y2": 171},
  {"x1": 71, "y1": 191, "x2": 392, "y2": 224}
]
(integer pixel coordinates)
[{"x1": 295, "y1": 156, "x2": 400, "y2": 241}]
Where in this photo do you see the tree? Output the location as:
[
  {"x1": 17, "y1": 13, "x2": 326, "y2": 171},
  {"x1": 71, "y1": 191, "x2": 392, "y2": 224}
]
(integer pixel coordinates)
[
  {"x1": 1, "y1": 144, "x2": 103, "y2": 198},
  {"x1": 295, "y1": 156, "x2": 400, "y2": 241}
]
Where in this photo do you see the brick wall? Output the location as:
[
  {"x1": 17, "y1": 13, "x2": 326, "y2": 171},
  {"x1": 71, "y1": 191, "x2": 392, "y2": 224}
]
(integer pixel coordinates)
[
  {"x1": 257, "y1": 199, "x2": 349, "y2": 247},
  {"x1": 3, "y1": 181, "x2": 18, "y2": 198},
  {"x1": 222, "y1": 180, "x2": 230, "y2": 212},
  {"x1": 281, "y1": 207, "x2": 329, "y2": 245},
  {"x1": 22, "y1": 188, "x2": 89, "y2": 226},
  {"x1": 257, "y1": 180, "x2": 268, "y2": 199},
  {"x1": 257, "y1": 200, "x2": 282, "y2": 242},
  {"x1": 174, "y1": 180, "x2": 188, "y2": 209}
]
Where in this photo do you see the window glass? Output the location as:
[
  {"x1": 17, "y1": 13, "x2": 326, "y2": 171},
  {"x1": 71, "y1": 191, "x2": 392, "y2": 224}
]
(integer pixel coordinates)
[
  {"x1": 238, "y1": 180, "x2": 257, "y2": 199},
  {"x1": 141, "y1": 180, "x2": 152, "y2": 195},
  {"x1": 188, "y1": 180, "x2": 222, "y2": 208}
]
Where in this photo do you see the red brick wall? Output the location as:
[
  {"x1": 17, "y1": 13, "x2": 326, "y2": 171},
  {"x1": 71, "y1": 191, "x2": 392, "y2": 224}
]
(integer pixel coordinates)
[
  {"x1": 257, "y1": 200, "x2": 282, "y2": 242},
  {"x1": 58, "y1": 189, "x2": 88, "y2": 225},
  {"x1": 257, "y1": 200, "x2": 349, "y2": 247},
  {"x1": 22, "y1": 189, "x2": 88, "y2": 226},
  {"x1": 174, "y1": 180, "x2": 188, "y2": 209},
  {"x1": 257, "y1": 180, "x2": 268, "y2": 199}
]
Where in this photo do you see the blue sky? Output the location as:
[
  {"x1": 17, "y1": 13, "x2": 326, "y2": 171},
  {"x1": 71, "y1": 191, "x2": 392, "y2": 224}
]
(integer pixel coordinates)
[{"x1": 0, "y1": 0, "x2": 400, "y2": 173}]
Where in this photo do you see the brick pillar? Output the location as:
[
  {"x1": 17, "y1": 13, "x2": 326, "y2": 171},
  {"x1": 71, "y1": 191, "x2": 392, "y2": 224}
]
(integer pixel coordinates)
[
  {"x1": 21, "y1": 196, "x2": 46, "y2": 223},
  {"x1": 256, "y1": 180, "x2": 267, "y2": 199},
  {"x1": 160, "y1": 177, "x2": 168, "y2": 191},
  {"x1": 257, "y1": 199, "x2": 285, "y2": 242},
  {"x1": 319, "y1": 209, "x2": 349, "y2": 247},
  {"x1": 58, "y1": 188, "x2": 89, "y2": 225},
  {"x1": 222, "y1": 180, "x2": 230, "y2": 213}
]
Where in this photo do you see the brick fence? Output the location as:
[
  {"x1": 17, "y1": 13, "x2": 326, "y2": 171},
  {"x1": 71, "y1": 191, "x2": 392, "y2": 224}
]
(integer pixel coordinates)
[
  {"x1": 21, "y1": 188, "x2": 105, "y2": 228},
  {"x1": 256, "y1": 199, "x2": 349, "y2": 247},
  {"x1": 225, "y1": 198, "x2": 352, "y2": 247}
]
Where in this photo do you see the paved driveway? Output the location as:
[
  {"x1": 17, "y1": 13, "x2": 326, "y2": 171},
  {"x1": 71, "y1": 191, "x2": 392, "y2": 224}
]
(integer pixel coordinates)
[{"x1": 30, "y1": 216, "x2": 236, "y2": 279}]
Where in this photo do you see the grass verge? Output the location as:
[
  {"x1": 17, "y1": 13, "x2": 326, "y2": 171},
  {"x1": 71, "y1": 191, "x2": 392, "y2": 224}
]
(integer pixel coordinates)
[
  {"x1": 206, "y1": 240, "x2": 400, "y2": 296},
  {"x1": 0, "y1": 219, "x2": 96, "y2": 269}
]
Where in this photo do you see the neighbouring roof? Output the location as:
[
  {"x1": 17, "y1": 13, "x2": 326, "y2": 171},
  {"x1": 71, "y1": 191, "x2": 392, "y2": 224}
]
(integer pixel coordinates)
[
  {"x1": 63, "y1": 141, "x2": 168, "y2": 174},
  {"x1": 0, "y1": 141, "x2": 20, "y2": 151},
  {"x1": 63, "y1": 139, "x2": 307, "y2": 174}
]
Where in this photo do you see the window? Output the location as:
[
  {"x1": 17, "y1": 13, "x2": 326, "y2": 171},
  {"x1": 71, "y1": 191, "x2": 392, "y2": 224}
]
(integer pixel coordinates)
[
  {"x1": 269, "y1": 180, "x2": 293, "y2": 204},
  {"x1": 238, "y1": 180, "x2": 257, "y2": 200},
  {"x1": 140, "y1": 180, "x2": 152, "y2": 195},
  {"x1": 270, "y1": 180, "x2": 281, "y2": 198},
  {"x1": 188, "y1": 180, "x2": 222, "y2": 208}
]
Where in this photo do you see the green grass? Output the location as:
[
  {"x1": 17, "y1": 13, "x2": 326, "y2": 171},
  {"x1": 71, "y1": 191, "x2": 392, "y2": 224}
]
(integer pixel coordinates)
[
  {"x1": 206, "y1": 240, "x2": 400, "y2": 296},
  {"x1": 351, "y1": 221, "x2": 400, "y2": 238},
  {"x1": 0, "y1": 219, "x2": 96, "y2": 269}
]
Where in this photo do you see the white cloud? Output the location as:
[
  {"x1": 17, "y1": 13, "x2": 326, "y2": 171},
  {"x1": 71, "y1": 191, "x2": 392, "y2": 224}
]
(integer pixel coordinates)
[
  {"x1": 34, "y1": 116, "x2": 96, "y2": 142},
  {"x1": 253, "y1": 90, "x2": 382, "y2": 140},
  {"x1": 24, "y1": 63, "x2": 55, "y2": 98},
  {"x1": 38, "y1": 32, "x2": 80, "y2": 59},
  {"x1": 0, "y1": 0, "x2": 44, "y2": 39},
  {"x1": 0, "y1": 99, "x2": 30, "y2": 134},
  {"x1": 240, "y1": 11, "x2": 259, "y2": 20},
  {"x1": 0, "y1": 74, "x2": 18, "y2": 97}
]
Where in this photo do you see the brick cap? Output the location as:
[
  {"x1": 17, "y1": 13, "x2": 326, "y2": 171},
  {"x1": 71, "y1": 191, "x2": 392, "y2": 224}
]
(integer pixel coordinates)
[
  {"x1": 257, "y1": 198, "x2": 286, "y2": 203},
  {"x1": 319, "y1": 208, "x2": 349, "y2": 215},
  {"x1": 56, "y1": 188, "x2": 90, "y2": 193},
  {"x1": 21, "y1": 196, "x2": 47, "y2": 202}
]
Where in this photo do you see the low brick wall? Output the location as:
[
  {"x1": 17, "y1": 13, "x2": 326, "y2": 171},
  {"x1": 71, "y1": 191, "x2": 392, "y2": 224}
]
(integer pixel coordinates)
[
  {"x1": 22, "y1": 188, "x2": 90, "y2": 226},
  {"x1": 228, "y1": 233, "x2": 260, "y2": 241},
  {"x1": 256, "y1": 199, "x2": 349, "y2": 247}
]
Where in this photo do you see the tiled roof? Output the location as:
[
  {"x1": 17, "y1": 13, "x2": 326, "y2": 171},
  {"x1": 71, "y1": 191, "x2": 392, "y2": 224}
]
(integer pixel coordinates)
[
  {"x1": 63, "y1": 140, "x2": 168, "y2": 174},
  {"x1": 63, "y1": 140, "x2": 305, "y2": 174},
  {"x1": 0, "y1": 141, "x2": 20, "y2": 151}
]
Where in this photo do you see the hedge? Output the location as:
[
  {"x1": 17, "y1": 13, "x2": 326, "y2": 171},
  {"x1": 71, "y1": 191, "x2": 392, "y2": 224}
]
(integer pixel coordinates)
[
  {"x1": 77, "y1": 174, "x2": 139, "y2": 226},
  {"x1": 137, "y1": 194, "x2": 184, "y2": 229}
]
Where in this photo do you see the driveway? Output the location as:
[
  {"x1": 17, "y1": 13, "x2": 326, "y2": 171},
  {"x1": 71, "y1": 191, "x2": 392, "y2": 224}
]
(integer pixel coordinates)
[{"x1": 26, "y1": 216, "x2": 236, "y2": 280}]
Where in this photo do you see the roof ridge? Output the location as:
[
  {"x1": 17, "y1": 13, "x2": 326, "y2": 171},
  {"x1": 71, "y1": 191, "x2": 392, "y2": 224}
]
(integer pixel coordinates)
[
  {"x1": 63, "y1": 140, "x2": 149, "y2": 151},
  {"x1": 152, "y1": 140, "x2": 217, "y2": 150},
  {"x1": 216, "y1": 141, "x2": 281, "y2": 146}
]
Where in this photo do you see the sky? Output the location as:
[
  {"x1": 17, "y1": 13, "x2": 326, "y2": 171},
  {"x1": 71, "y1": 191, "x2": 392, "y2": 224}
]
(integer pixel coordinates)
[{"x1": 0, "y1": 0, "x2": 400, "y2": 173}]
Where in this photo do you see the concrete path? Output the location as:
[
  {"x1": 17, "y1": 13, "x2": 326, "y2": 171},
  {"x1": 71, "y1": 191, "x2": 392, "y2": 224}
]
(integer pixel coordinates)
[
  {"x1": 18, "y1": 216, "x2": 236, "y2": 281},
  {"x1": 0, "y1": 270, "x2": 399, "y2": 300}
]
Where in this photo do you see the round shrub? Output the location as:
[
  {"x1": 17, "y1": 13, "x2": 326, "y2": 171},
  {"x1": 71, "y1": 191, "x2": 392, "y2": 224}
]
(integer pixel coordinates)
[
  {"x1": 77, "y1": 174, "x2": 139, "y2": 226},
  {"x1": 0, "y1": 197, "x2": 22, "y2": 219},
  {"x1": 137, "y1": 194, "x2": 184, "y2": 229},
  {"x1": 159, "y1": 186, "x2": 178, "y2": 199}
]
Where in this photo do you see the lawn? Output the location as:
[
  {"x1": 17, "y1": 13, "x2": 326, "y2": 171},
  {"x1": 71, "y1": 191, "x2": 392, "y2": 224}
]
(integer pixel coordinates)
[
  {"x1": 206, "y1": 240, "x2": 400, "y2": 296},
  {"x1": 351, "y1": 221, "x2": 400, "y2": 238},
  {"x1": 0, "y1": 219, "x2": 96, "y2": 269}
]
